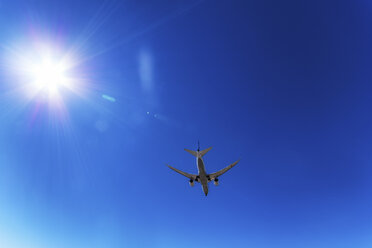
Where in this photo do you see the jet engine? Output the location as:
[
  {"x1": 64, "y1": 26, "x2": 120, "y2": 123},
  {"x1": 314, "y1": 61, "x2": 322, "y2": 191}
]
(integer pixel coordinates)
[
  {"x1": 189, "y1": 180, "x2": 195, "y2": 187},
  {"x1": 214, "y1": 178, "x2": 219, "y2": 186}
]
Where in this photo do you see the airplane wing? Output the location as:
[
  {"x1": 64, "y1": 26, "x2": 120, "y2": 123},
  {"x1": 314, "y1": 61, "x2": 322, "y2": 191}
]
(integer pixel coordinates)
[
  {"x1": 208, "y1": 160, "x2": 240, "y2": 180},
  {"x1": 167, "y1": 165, "x2": 198, "y2": 180}
]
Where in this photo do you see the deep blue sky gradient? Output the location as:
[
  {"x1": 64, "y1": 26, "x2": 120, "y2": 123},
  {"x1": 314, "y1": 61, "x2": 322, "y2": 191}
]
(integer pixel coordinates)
[{"x1": 0, "y1": 0, "x2": 372, "y2": 247}]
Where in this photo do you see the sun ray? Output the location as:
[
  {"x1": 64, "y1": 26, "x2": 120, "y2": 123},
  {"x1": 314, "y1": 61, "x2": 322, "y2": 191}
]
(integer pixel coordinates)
[{"x1": 1, "y1": 35, "x2": 88, "y2": 124}]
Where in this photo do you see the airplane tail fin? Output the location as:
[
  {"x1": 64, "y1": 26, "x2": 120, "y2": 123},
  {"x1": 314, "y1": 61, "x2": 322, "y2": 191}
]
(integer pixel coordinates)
[{"x1": 184, "y1": 147, "x2": 212, "y2": 157}]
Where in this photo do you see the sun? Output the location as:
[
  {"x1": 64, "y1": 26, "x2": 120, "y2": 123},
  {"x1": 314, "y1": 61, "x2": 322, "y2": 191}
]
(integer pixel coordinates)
[
  {"x1": 30, "y1": 57, "x2": 71, "y2": 96},
  {"x1": 3, "y1": 35, "x2": 88, "y2": 122},
  {"x1": 5, "y1": 41, "x2": 82, "y2": 105}
]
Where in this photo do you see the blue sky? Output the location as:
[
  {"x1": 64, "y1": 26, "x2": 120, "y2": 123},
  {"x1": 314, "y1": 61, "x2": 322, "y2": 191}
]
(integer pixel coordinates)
[{"x1": 0, "y1": 0, "x2": 372, "y2": 247}]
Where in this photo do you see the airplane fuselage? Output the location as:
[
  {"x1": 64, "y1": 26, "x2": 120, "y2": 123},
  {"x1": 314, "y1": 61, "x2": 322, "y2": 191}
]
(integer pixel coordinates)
[{"x1": 197, "y1": 156, "x2": 209, "y2": 196}]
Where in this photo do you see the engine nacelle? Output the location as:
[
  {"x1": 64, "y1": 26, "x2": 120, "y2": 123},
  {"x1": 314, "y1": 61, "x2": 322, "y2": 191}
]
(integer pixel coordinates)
[
  {"x1": 189, "y1": 180, "x2": 195, "y2": 187},
  {"x1": 214, "y1": 178, "x2": 219, "y2": 186}
]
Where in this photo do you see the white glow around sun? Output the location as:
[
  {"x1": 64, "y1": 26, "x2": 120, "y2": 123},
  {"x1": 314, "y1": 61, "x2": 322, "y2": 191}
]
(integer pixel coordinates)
[
  {"x1": 30, "y1": 57, "x2": 71, "y2": 95},
  {"x1": 5, "y1": 41, "x2": 83, "y2": 106},
  {"x1": 3, "y1": 35, "x2": 88, "y2": 122}
]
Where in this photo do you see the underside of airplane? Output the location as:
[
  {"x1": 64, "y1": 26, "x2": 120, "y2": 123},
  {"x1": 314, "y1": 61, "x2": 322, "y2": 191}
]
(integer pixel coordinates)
[{"x1": 167, "y1": 145, "x2": 239, "y2": 195}]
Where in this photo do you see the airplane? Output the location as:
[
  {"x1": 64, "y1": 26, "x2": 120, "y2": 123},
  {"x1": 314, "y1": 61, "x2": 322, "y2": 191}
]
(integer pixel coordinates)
[{"x1": 167, "y1": 142, "x2": 239, "y2": 196}]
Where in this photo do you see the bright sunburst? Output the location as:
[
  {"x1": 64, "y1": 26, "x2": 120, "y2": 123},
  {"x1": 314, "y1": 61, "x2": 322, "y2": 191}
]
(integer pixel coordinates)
[
  {"x1": 30, "y1": 56, "x2": 71, "y2": 96},
  {"x1": 19, "y1": 46, "x2": 78, "y2": 104},
  {"x1": 4, "y1": 38, "x2": 84, "y2": 104},
  {"x1": 1, "y1": 35, "x2": 89, "y2": 124}
]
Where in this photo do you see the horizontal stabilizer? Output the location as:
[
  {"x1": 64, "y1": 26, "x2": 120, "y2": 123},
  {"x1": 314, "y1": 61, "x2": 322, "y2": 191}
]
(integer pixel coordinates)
[
  {"x1": 199, "y1": 147, "x2": 212, "y2": 157},
  {"x1": 184, "y1": 148, "x2": 198, "y2": 157},
  {"x1": 184, "y1": 147, "x2": 212, "y2": 157}
]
